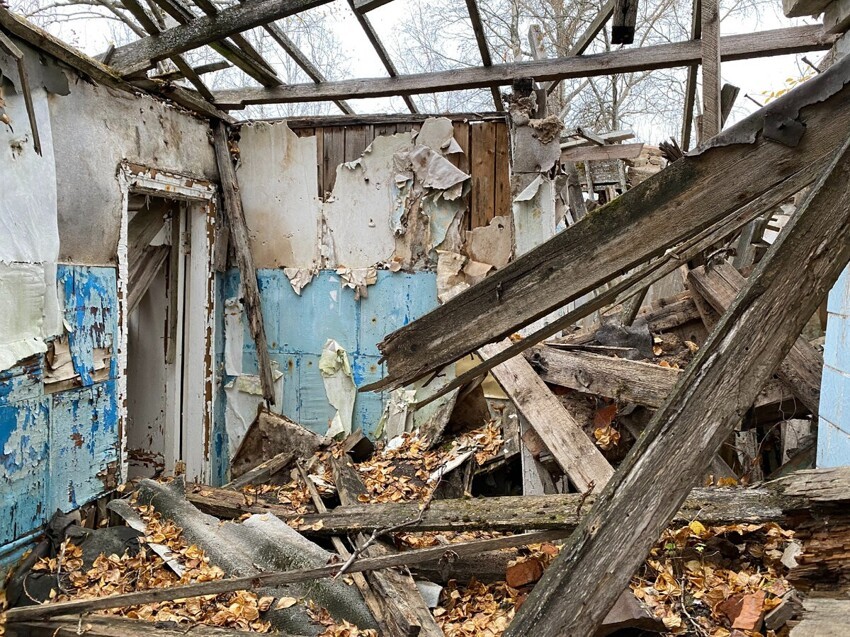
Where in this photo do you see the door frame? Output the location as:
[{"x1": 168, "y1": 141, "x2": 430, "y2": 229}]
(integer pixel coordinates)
[{"x1": 119, "y1": 163, "x2": 218, "y2": 483}]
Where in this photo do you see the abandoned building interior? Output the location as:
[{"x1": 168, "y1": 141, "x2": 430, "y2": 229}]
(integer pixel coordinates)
[{"x1": 2, "y1": 0, "x2": 850, "y2": 633}]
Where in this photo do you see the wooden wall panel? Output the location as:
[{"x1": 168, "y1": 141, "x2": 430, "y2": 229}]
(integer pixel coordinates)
[
  {"x1": 470, "y1": 121, "x2": 497, "y2": 229},
  {"x1": 296, "y1": 120, "x2": 508, "y2": 214},
  {"x1": 494, "y1": 124, "x2": 511, "y2": 220}
]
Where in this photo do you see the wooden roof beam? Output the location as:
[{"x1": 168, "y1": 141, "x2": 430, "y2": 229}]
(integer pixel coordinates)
[
  {"x1": 352, "y1": 0, "x2": 393, "y2": 12},
  {"x1": 345, "y1": 0, "x2": 417, "y2": 113},
  {"x1": 214, "y1": 25, "x2": 832, "y2": 107},
  {"x1": 249, "y1": 18, "x2": 356, "y2": 114},
  {"x1": 119, "y1": 0, "x2": 215, "y2": 101},
  {"x1": 611, "y1": 0, "x2": 639, "y2": 44},
  {"x1": 108, "y1": 0, "x2": 330, "y2": 75},
  {"x1": 151, "y1": 59, "x2": 230, "y2": 81},
  {"x1": 465, "y1": 0, "x2": 504, "y2": 111},
  {"x1": 149, "y1": 0, "x2": 281, "y2": 86}
]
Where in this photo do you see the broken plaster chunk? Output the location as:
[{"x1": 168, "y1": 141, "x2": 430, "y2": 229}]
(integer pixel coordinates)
[{"x1": 319, "y1": 339, "x2": 356, "y2": 439}]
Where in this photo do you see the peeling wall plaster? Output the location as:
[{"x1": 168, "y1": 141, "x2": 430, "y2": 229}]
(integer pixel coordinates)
[{"x1": 48, "y1": 80, "x2": 218, "y2": 265}]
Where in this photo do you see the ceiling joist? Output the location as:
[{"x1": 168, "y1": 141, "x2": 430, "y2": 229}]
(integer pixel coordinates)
[
  {"x1": 213, "y1": 25, "x2": 832, "y2": 107},
  {"x1": 108, "y1": 0, "x2": 331, "y2": 76}
]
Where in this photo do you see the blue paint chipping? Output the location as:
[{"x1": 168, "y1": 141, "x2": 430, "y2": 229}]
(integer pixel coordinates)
[
  {"x1": 0, "y1": 265, "x2": 120, "y2": 560},
  {"x1": 222, "y1": 268, "x2": 437, "y2": 440},
  {"x1": 819, "y1": 265, "x2": 850, "y2": 467}
]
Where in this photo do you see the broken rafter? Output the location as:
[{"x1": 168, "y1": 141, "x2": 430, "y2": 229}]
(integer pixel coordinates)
[
  {"x1": 242, "y1": 15, "x2": 355, "y2": 115},
  {"x1": 3, "y1": 529, "x2": 566, "y2": 622},
  {"x1": 108, "y1": 0, "x2": 329, "y2": 76},
  {"x1": 504, "y1": 126, "x2": 850, "y2": 637},
  {"x1": 687, "y1": 262, "x2": 823, "y2": 415},
  {"x1": 187, "y1": 467, "x2": 850, "y2": 537},
  {"x1": 214, "y1": 25, "x2": 832, "y2": 106},
  {"x1": 363, "y1": 52, "x2": 848, "y2": 395},
  {"x1": 147, "y1": 0, "x2": 281, "y2": 87},
  {"x1": 352, "y1": 0, "x2": 393, "y2": 12},
  {"x1": 151, "y1": 59, "x2": 230, "y2": 80},
  {"x1": 119, "y1": 0, "x2": 215, "y2": 101},
  {"x1": 465, "y1": 0, "x2": 504, "y2": 111},
  {"x1": 345, "y1": 0, "x2": 417, "y2": 114},
  {"x1": 212, "y1": 123, "x2": 276, "y2": 404},
  {"x1": 0, "y1": 27, "x2": 41, "y2": 155}
]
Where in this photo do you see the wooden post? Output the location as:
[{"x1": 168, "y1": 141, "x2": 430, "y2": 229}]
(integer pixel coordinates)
[
  {"x1": 212, "y1": 122, "x2": 276, "y2": 404},
  {"x1": 504, "y1": 135, "x2": 850, "y2": 636},
  {"x1": 611, "y1": 0, "x2": 639, "y2": 45},
  {"x1": 700, "y1": 0, "x2": 721, "y2": 139},
  {"x1": 680, "y1": 0, "x2": 701, "y2": 151}
]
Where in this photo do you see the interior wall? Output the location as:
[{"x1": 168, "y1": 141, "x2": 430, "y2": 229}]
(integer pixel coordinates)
[
  {"x1": 222, "y1": 117, "x2": 512, "y2": 465},
  {"x1": 0, "y1": 37, "x2": 219, "y2": 569}
]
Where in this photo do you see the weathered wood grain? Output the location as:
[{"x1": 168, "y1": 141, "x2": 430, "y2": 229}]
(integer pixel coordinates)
[
  {"x1": 108, "y1": 0, "x2": 331, "y2": 75},
  {"x1": 611, "y1": 0, "x2": 639, "y2": 44},
  {"x1": 504, "y1": 120, "x2": 850, "y2": 637},
  {"x1": 480, "y1": 340, "x2": 613, "y2": 491},
  {"x1": 365, "y1": 54, "x2": 850, "y2": 393},
  {"x1": 688, "y1": 261, "x2": 823, "y2": 415},
  {"x1": 560, "y1": 142, "x2": 644, "y2": 162},
  {"x1": 214, "y1": 26, "x2": 832, "y2": 106},
  {"x1": 701, "y1": 0, "x2": 721, "y2": 139},
  {"x1": 213, "y1": 123, "x2": 276, "y2": 404}
]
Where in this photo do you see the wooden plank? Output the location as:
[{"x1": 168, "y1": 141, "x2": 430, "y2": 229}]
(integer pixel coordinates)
[
  {"x1": 479, "y1": 340, "x2": 613, "y2": 492},
  {"x1": 681, "y1": 0, "x2": 702, "y2": 151},
  {"x1": 4, "y1": 528, "x2": 567, "y2": 622},
  {"x1": 494, "y1": 122, "x2": 511, "y2": 219},
  {"x1": 186, "y1": 467, "x2": 850, "y2": 536},
  {"x1": 470, "y1": 121, "x2": 497, "y2": 229},
  {"x1": 322, "y1": 126, "x2": 345, "y2": 196},
  {"x1": 223, "y1": 451, "x2": 294, "y2": 490},
  {"x1": 214, "y1": 26, "x2": 833, "y2": 106},
  {"x1": 560, "y1": 142, "x2": 643, "y2": 162},
  {"x1": 503, "y1": 124, "x2": 850, "y2": 637},
  {"x1": 108, "y1": 0, "x2": 331, "y2": 75},
  {"x1": 687, "y1": 261, "x2": 823, "y2": 415},
  {"x1": 151, "y1": 59, "x2": 230, "y2": 80},
  {"x1": 147, "y1": 0, "x2": 280, "y2": 87},
  {"x1": 465, "y1": 0, "x2": 504, "y2": 110},
  {"x1": 447, "y1": 121, "x2": 470, "y2": 174},
  {"x1": 720, "y1": 82, "x2": 740, "y2": 126},
  {"x1": 701, "y1": 0, "x2": 721, "y2": 139},
  {"x1": 280, "y1": 112, "x2": 504, "y2": 128},
  {"x1": 825, "y1": 0, "x2": 850, "y2": 33},
  {"x1": 531, "y1": 347, "x2": 679, "y2": 408},
  {"x1": 366, "y1": 55, "x2": 850, "y2": 392},
  {"x1": 784, "y1": 0, "x2": 831, "y2": 16},
  {"x1": 353, "y1": 0, "x2": 393, "y2": 12},
  {"x1": 213, "y1": 122, "x2": 276, "y2": 404},
  {"x1": 315, "y1": 127, "x2": 324, "y2": 199},
  {"x1": 343, "y1": 125, "x2": 369, "y2": 162},
  {"x1": 611, "y1": 0, "x2": 639, "y2": 45},
  {"x1": 332, "y1": 457, "x2": 443, "y2": 637}
]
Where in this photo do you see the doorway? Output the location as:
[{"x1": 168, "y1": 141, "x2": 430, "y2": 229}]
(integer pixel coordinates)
[{"x1": 121, "y1": 165, "x2": 217, "y2": 484}]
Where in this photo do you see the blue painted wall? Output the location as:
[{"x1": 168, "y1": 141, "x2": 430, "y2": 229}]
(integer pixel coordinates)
[
  {"x1": 0, "y1": 265, "x2": 119, "y2": 567},
  {"x1": 222, "y1": 268, "x2": 438, "y2": 441},
  {"x1": 818, "y1": 265, "x2": 850, "y2": 467}
]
